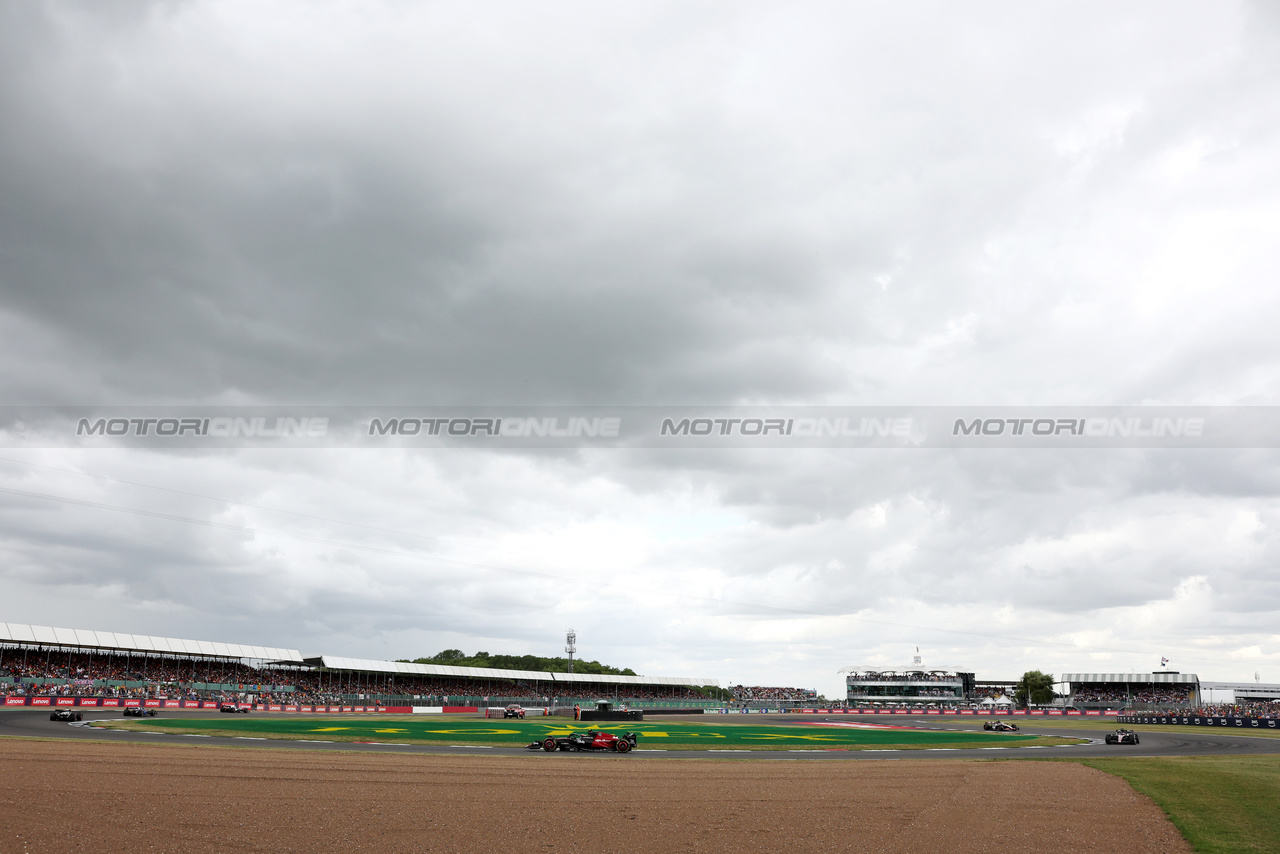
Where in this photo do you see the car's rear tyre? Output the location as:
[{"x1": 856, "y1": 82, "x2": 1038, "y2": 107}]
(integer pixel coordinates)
[
  {"x1": 615, "y1": 739, "x2": 631, "y2": 753},
  {"x1": 75, "y1": 713, "x2": 82, "y2": 721},
  {"x1": 542, "y1": 738, "x2": 557, "y2": 752}
]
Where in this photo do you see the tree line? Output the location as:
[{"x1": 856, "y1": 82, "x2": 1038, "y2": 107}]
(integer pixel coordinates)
[{"x1": 402, "y1": 649, "x2": 638, "y2": 676}]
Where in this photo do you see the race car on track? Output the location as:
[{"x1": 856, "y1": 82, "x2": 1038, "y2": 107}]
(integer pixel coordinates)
[
  {"x1": 528, "y1": 730, "x2": 638, "y2": 753},
  {"x1": 49, "y1": 709, "x2": 83, "y2": 722},
  {"x1": 219, "y1": 703, "x2": 250, "y2": 713},
  {"x1": 122, "y1": 707, "x2": 158, "y2": 717},
  {"x1": 983, "y1": 720, "x2": 1020, "y2": 731},
  {"x1": 504, "y1": 704, "x2": 526, "y2": 719},
  {"x1": 1105, "y1": 728, "x2": 1140, "y2": 745}
]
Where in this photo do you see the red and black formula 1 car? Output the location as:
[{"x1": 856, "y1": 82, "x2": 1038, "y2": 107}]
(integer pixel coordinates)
[
  {"x1": 528, "y1": 730, "x2": 638, "y2": 753},
  {"x1": 1104, "y1": 728, "x2": 1140, "y2": 745},
  {"x1": 50, "y1": 709, "x2": 83, "y2": 722},
  {"x1": 982, "y1": 720, "x2": 1020, "y2": 732}
]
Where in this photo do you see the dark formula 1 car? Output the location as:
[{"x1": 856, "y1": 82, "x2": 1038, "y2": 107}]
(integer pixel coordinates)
[
  {"x1": 983, "y1": 720, "x2": 1020, "y2": 731},
  {"x1": 219, "y1": 703, "x2": 250, "y2": 713},
  {"x1": 528, "y1": 730, "x2": 638, "y2": 753},
  {"x1": 122, "y1": 707, "x2": 158, "y2": 717},
  {"x1": 1105, "y1": 728, "x2": 1140, "y2": 745},
  {"x1": 504, "y1": 704, "x2": 526, "y2": 719},
  {"x1": 50, "y1": 709, "x2": 83, "y2": 722}
]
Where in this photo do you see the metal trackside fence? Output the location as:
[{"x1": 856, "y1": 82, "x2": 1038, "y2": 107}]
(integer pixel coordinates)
[{"x1": 1118, "y1": 714, "x2": 1280, "y2": 729}]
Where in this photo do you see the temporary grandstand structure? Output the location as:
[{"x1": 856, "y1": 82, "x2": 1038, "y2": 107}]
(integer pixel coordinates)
[
  {"x1": 0, "y1": 620, "x2": 716, "y2": 705},
  {"x1": 302, "y1": 655, "x2": 717, "y2": 701},
  {"x1": 1062, "y1": 671, "x2": 1199, "y2": 709}
]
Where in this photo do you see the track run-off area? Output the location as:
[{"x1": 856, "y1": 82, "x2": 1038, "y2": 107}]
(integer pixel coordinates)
[
  {"x1": 80, "y1": 713, "x2": 1079, "y2": 750},
  {"x1": 7, "y1": 709, "x2": 1280, "y2": 759}
]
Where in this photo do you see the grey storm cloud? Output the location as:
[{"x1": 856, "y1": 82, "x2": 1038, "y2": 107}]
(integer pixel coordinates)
[{"x1": 1, "y1": 1, "x2": 1280, "y2": 693}]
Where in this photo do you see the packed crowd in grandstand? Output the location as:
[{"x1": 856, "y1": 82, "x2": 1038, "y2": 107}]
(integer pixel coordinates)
[
  {"x1": 1168, "y1": 701, "x2": 1279, "y2": 719},
  {"x1": 842, "y1": 672, "x2": 958, "y2": 682},
  {"x1": 0, "y1": 647, "x2": 708, "y2": 704},
  {"x1": 1072, "y1": 686, "x2": 1190, "y2": 704},
  {"x1": 730, "y1": 685, "x2": 817, "y2": 702}
]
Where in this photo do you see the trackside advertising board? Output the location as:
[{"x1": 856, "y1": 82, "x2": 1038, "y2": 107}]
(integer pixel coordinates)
[
  {"x1": 0, "y1": 697, "x2": 415, "y2": 711},
  {"x1": 788, "y1": 708, "x2": 1117, "y2": 715},
  {"x1": 1119, "y1": 714, "x2": 1280, "y2": 729}
]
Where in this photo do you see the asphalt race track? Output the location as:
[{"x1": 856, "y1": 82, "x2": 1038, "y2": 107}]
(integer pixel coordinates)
[{"x1": 6, "y1": 710, "x2": 1280, "y2": 760}]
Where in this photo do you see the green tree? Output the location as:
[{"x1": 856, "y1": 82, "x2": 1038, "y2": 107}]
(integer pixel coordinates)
[{"x1": 1014, "y1": 670, "x2": 1056, "y2": 708}]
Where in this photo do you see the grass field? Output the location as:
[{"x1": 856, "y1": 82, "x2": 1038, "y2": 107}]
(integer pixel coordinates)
[
  {"x1": 90, "y1": 715, "x2": 1085, "y2": 750},
  {"x1": 1083, "y1": 756, "x2": 1280, "y2": 854}
]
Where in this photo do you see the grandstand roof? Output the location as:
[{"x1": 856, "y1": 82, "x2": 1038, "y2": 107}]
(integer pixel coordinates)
[
  {"x1": 1062, "y1": 672, "x2": 1198, "y2": 684},
  {"x1": 305, "y1": 656, "x2": 549, "y2": 682},
  {"x1": 305, "y1": 655, "x2": 716, "y2": 687},
  {"x1": 0, "y1": 622, "x2": 304, "y2": 663}
]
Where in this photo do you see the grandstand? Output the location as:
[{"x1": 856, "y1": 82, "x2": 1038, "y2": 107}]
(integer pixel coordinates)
[
  {"x1": 729, "y1": 684, "x2": 819, "y2": 708},
  {"x1": 1062, "y1": 672, "x2": 1198, "y2": 710},
  {"x1": 839, "y1": 666, "x2": 974, "y2": 707},
  {"x1": 0, "y1": 622, "x2": 718, "y2": 707}
]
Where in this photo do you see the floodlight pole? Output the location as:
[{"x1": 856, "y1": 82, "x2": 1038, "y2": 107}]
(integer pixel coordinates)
[{"x1": 565, "y1": 629, "x2": 576, "y2": 674}]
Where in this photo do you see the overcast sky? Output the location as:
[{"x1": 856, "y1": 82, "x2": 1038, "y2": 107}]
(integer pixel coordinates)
[{"x1": 2, "y1": 1, "x2": 1279, "y2": 698}]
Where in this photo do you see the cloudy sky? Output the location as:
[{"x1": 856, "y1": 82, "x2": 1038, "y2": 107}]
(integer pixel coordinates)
[{"x1": 2, "y1": 1, "x2": 1279, "y2": 697}]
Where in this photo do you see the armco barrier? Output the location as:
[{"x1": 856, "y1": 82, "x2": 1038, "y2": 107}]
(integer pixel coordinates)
[{"x1": 1119, "y1": 714, "x2": 1280, "y2": 729}]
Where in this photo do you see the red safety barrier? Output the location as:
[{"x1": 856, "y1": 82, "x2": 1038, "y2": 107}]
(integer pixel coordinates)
[
  {"x1": 102, "y1": 699, "x2": 119, "y2": 707},
  {"x1": 30, "y1": 697, "x2": 52, "y2": 706},
  {"x1": 5, "y1": 697, "x2": 27, "y2": 706}
]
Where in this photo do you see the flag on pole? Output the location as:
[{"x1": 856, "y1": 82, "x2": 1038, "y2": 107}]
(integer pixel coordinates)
[{"x1": 1160, "y1": 657, "x2": 1169, "y2": 667}]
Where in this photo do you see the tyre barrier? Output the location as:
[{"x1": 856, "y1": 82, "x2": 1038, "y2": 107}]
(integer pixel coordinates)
[{"x1": 1118, "y1": 714, "x2": 1280, "y2": 729}]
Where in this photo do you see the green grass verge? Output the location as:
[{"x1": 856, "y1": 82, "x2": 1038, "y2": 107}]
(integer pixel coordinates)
[
  {"x1": 89, "y1": 716, "x2": 1083, "y2": 751},
  {"x1": 1083, "y1": 756, "x2": 1280, "y2": 853}
]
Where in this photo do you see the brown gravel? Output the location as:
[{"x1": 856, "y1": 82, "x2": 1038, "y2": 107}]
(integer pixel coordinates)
[{"x1": 0, "y1": 740, "x2": 1190, "y2": 853}]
